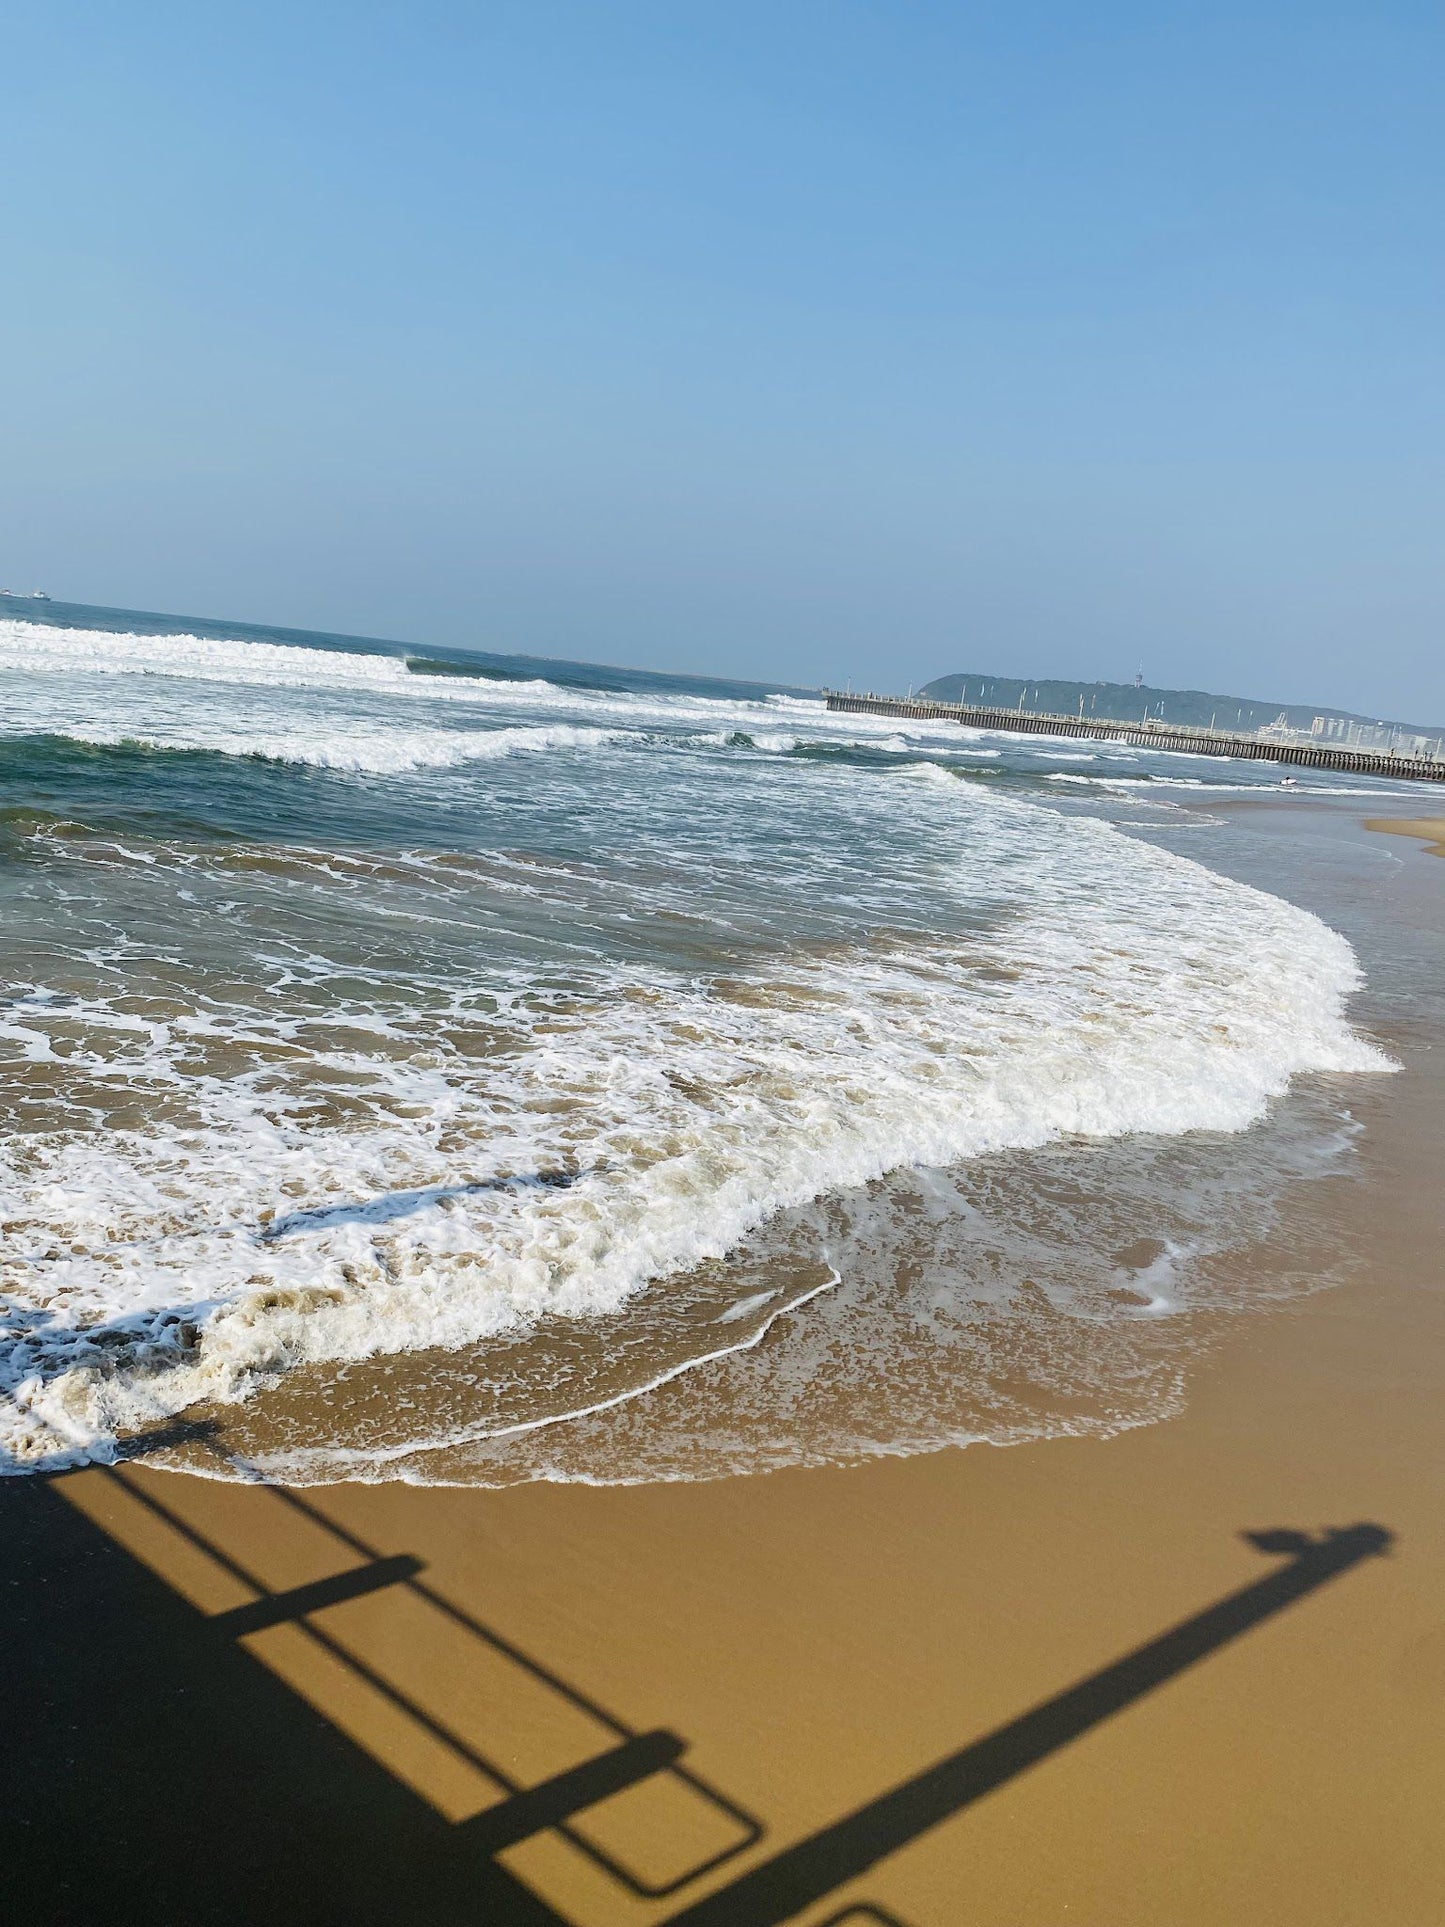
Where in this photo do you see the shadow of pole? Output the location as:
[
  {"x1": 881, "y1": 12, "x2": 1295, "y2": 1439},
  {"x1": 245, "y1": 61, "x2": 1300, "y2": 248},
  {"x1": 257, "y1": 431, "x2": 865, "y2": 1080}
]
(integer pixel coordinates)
[{"x1": 663, "y1": 1524, "x2": 1393, "y2": 1927}]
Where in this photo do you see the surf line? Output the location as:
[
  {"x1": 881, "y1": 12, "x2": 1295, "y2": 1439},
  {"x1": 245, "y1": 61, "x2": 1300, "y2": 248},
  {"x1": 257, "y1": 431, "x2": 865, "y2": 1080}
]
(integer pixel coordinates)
[{"x1": 284, "y1": 1267, "x2": 845, "y2": 1475}]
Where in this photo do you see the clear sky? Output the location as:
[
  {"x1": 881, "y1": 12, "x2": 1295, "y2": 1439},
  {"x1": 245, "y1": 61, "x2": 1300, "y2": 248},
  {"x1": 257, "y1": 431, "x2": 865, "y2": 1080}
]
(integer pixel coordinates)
[{"x1": 3, "y1": 3, "x2": 1441, "y2": 718}]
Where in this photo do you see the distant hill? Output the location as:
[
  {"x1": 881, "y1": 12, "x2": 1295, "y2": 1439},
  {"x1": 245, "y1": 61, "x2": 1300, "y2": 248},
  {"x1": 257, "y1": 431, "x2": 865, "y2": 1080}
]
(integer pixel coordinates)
[{"x1": 917, "y1": 672, "x2": 1442, "y2": 739}]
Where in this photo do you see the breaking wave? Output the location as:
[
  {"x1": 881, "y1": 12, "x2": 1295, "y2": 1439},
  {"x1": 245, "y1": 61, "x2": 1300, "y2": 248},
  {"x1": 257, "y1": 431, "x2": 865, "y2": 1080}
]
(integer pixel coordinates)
[{"x1": 1, "y1": 779, "x2": 1390, "y2": 1471}]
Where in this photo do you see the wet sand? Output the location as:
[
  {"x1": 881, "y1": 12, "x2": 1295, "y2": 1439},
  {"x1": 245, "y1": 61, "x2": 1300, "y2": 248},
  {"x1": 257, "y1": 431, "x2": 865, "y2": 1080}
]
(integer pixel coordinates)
[
  {"x1": 1366, "y1": 816, "x2": 1445, "y2": 857},
  {"x1": 9, "y1": 810, "x2": 1445, "y2": 1926}
]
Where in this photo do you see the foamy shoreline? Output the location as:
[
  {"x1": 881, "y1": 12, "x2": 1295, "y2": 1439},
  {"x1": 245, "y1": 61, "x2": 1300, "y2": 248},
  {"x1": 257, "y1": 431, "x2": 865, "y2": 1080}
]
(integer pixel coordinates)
[{"x1": 17, "y1": 802, "x2": 1445, "y2": 1925}]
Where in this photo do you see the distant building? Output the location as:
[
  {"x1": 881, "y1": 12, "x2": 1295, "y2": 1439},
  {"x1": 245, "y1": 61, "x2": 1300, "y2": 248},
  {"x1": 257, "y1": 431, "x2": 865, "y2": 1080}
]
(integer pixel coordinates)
[{"x1": 1310, "y1": 715, "x2": 1443, "y2": 758}]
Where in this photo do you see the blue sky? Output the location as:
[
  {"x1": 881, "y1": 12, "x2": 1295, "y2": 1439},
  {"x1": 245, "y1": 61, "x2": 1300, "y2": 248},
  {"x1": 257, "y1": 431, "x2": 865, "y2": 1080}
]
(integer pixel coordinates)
[{"x1": 3, "y1": 2, "x2": 1441, "y2": 717}]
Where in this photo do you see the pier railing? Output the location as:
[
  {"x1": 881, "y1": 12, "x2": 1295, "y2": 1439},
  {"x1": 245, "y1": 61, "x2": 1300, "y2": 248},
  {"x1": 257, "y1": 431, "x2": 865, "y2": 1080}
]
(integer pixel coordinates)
[{"x1": 823, "y1": 692, "x2": 1445, "y2": 785}]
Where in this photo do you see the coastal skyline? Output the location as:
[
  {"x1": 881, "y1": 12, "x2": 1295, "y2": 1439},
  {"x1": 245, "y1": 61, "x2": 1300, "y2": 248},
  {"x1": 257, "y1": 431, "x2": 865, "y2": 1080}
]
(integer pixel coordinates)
[{"x1": 3, "y1": 3, "x2": 1441, "y2": 719}]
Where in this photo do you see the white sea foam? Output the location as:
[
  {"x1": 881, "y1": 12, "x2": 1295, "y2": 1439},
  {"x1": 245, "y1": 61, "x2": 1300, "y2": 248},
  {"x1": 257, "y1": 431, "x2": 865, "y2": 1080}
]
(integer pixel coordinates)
[
  {"x1": 0, "y1": 617, "x2": 797, "y2": 726},
  {"x1": 1045, "y1": 772, "x2": 1413, "y2": 797},
  {"x1": 0, "y1": 775, "x2": 1391, "y2": 1470},
  {"x1": 0, "y1": 618, "x2": 1012, "y2": 753},
  {"x1": 411, "y1": 1089, "x2": 1363, "y2": 1489},
  {"x1": 0, "y1": 617, "x2": 486, "y2": 696},
  {"x1": 46, "y1": 719, "x2": 621, "y2": 773},
  {"x1": 3, "y1": 621, "x2": 1425, "y2": 804}
]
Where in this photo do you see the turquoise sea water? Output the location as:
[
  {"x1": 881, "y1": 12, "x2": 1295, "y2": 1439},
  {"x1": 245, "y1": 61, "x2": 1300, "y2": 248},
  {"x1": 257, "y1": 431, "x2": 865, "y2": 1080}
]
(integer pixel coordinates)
[{"x1": 0, "y1": 601, "x2": 1408, "y2": 1480}]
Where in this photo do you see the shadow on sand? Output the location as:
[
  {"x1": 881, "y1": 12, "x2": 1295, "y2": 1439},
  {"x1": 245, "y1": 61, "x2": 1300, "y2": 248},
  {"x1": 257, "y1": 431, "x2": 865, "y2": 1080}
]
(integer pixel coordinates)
[{"x1": 1, "y1": 1448, "x2": 1391, "y2": 1927}]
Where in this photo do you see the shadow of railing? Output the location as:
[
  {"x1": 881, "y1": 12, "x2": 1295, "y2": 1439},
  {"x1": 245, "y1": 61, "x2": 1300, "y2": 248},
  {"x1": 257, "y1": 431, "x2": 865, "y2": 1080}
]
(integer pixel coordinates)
[
  {"x1": 95, "y1": 1464, "x2": 761, "y2": 1900},
  {"x1": 112, "y1": 1418, "x2": 225, "y2": 1462},
  {"x1": 1, "y1": 1416, "x2": 223, "y2": 1478},
  {"x1": 661, "y1": 1523, "x2": 1393, "y2": 1926},
  {"x1": 48, "y1": 1430, "x2": 1391, "y2": 1927}
]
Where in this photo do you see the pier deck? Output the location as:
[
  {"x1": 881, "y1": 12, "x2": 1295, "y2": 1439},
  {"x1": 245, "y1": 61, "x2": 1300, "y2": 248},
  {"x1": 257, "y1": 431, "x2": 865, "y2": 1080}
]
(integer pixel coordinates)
[{"x1": 825, "y1": 693, "x2": 1445, "y2": 785}]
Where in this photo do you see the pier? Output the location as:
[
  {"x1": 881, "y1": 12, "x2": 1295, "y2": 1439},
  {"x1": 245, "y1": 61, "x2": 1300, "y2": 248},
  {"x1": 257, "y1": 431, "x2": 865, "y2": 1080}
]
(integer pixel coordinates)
[{"x1": 825, "y1": 692, "x2": 1445, "y2": 785}]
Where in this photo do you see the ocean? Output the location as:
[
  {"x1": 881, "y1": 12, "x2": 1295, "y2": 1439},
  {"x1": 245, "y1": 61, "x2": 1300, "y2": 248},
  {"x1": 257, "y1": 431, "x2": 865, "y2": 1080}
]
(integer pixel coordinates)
[{"x1": 0, "y1": 601, "x2": 1413, "y2": 1483}]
